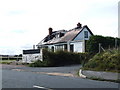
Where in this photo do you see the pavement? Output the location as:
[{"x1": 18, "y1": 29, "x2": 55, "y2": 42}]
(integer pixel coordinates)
[{"x1": 80, "y1": 69, "x2": 120, "y2": 81}]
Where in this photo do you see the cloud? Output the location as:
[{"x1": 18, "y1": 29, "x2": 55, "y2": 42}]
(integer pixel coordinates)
[
  {"x1": 8, "y1": 10, "x2": 26, "y2": 16},
  {"x1": 11, "y1": 29, "x2": 28, "y2": 34},
  {"x1": 0, "y1": 0, "x2": 119, "y2": 55}
]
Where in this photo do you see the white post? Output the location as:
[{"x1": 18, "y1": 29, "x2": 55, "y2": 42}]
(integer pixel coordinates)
[
  {"x1": 115, "y1": 37, "x2": 117, "y2": 49},
  {"x1": 118, "y1": 2, "x2": 120, "y2": 52},
  {"x1": 40, "y1": 49, "x2": 43, "y2": 61},
  {"x1": 26, "y1": 56, "x2": 27, "y2": 63},
  {"x1": 67, "y1": 41, "x2": 70, "y2": 52},
  {"x1": 99, "y1": 43, "x2": 101, "y2": 53},
  {"x1": 83, "y1": 40, "x2": 85, "y2": 52},
  {"x1": 83, "y1": 31, "x2": 85, "y2": 53}
]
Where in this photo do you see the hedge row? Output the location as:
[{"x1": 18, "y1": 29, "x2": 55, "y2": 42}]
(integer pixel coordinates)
[
  {"x1": 29, "y1": 49, "x2": 90, "y2": 67},
  {"x1": 86, "y1": 35, "x2": 120, "y2": 54}
]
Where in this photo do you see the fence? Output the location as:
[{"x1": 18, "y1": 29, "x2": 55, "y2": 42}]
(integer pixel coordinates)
[{"x1": 0, "y1": 56, "x2": 22, "y2": 61}]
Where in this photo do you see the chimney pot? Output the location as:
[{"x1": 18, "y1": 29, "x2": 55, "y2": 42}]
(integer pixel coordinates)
[
  {"x1": 77, "y1": 22, "x2": 82, "y2": 28},
  {"x1": 48, "y1": 27, "x2": 53, "y2": 35}
]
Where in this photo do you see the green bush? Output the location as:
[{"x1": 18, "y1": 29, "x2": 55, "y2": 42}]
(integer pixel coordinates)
[
  {"x1": 0, "y1": 60, "x2": 15, "y2": 64},
  {"x1": 29, "y1": 60, "x2": 53, "y2": 67},
  {"x1": 86, "y1": 35, "x2": 120, "y2": 54},
  {"x1": 30, "y1": 49, "x2": 90, "y2": 67},
  {"x1": 1, "y1": 62, "x2": 11, "y2": 64},
  {"x1": 83, "y1": 49, "x2": 120, "y2": 72},
  {"x1": 43, "y1": 49, "x2": 90, "y2": 66}
]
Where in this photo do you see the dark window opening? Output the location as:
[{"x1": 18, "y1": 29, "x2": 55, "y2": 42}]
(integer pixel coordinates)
[
  {"x1": 51, "y1": 46, "x2": 54, "y2": 52},
  {"x1": 84, "y1": 31, "x2": 88, "y2": 38},
  {"x1": 70, "y1": 45, "x2": 74, "y2": 52},
  {"x1": 59, "y1": 33, "x2": 64, "y2": 37},
  {"x1": 55, "y1": 45, "x2": 63, "y2": 51},
  {"x1": 64, "y1": 44, "x2": 67, "y2": 51},
  {"x1": 85, "y1": 40, "x2": 87, "y2": 52}
]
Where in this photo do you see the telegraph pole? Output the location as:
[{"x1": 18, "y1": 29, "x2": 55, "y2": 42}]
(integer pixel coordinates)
[{"x1": 99, "y1": 43, "x2": 101, "y2": 53}]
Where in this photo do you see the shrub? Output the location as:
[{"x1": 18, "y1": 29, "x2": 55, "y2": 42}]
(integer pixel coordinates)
[
  {"x1": 1, "y1": 62, "x2": 11, "y2": 64},
  {"x1": 30, "y1": 49, "x2": 90, "y2": 67},
  {"x1": 83, "y1": 49, "x2": 120, "y2": 72},
  {"x1": 29, "y1": 60, "x2": 53, "y2": 67},
  {"x1": 86, "y1": 35, "x2": 120, "y2": 54}
]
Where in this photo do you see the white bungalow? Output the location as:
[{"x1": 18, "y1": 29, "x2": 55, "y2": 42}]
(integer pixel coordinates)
[
  {"x1": 23, "y1": 23, "x2": 93, "y2": 63},
  {"x1": 37, "y1": 23, "x2": 93, "y2": 53}
]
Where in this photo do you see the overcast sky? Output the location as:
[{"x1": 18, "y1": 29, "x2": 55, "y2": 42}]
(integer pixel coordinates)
[{"x1": 0, "y1": 0, "x2": 119, "y2": 55}]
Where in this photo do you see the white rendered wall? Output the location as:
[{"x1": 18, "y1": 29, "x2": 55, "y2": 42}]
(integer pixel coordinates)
[
  {"x1": 22, "y1": 50, "x2": 43, "y2": 63},
  {"x1": 71, "y1": 42, "x2": 84, "y2": 53},
  {"x1": 47, "y1": 45, "x2": 55, "y2": 51}
]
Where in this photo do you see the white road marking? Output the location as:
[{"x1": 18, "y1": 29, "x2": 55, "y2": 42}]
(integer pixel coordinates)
[
  {"x1": 33, "y1": 85, "x2": 53, "y2": 90},
  {"x1": 33, "y1": 85, "x2": 45, "y2": 88}
]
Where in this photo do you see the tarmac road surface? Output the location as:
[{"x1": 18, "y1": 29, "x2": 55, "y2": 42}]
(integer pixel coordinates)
[{"x1": 1, "y1": 64, "x2": 119, "y2": 89}]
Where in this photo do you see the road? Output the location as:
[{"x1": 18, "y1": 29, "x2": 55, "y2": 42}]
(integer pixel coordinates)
[{"x1": 1, "y1": 64, "x2": 119, "y2": 89}]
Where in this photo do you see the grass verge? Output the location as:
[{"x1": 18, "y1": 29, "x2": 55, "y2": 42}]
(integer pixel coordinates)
[
  {"x1": 0, "y1": 60, "x2": 16, "y2": 64},
  {"x1": 83, "y1": 49, "x2": 120, "y2": 73}
]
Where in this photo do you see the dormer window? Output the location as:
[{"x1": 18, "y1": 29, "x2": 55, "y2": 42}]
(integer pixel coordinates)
[
  {"x1": 59, "y1": 33, "x2": 64, "y2": 37},
  {"x1": 55, "y1": 32, "x2": 65, "y2": 38},
  {"x1": 84, "y1": 31, "x2": 88, "y2": 38},
  {"x1": 55, "y1": 34, "x2": 59, "y2": 38}
]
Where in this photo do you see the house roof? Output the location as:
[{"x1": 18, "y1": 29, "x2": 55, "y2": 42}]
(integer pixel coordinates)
[
  {"x1": 59, "y1": 29, "x2": 80, "y2": 42},
  {"x1": 37, "y1": 25, "x2": 93, "y2": 46}
]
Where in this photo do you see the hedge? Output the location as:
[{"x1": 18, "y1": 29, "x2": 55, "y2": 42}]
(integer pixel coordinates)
[
  {"x1": 86, "y1": 35, "x2": 120, "y2": 54},
  {"x1": 29, "y1": 49, "x2": 90, "y2": 67}
]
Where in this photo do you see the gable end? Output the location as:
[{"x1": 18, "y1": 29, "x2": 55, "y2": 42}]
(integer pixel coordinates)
[{"x1": 72, "y1": 25, "x2": 93, "y2": 41}]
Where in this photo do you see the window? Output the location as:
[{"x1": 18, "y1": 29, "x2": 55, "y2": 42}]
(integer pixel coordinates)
[
  {"x1": 56, "y1": 45, "x2": 63, "y2": 51},
  {"x1": 59, "y1": 33, "x2": 64, "y2": 37},
  {"x1": 64, "y1": 44, "x2": 67, "y2": 51},
  {"x1": 70, "y1": 45, "x2": 74, "y2": 52},
  {"x1": 51, "y1": 46, "x2": 54, "y2": 52},
  {"x1": 84, "y1": 31, "x2": 88, "y2": 38}
]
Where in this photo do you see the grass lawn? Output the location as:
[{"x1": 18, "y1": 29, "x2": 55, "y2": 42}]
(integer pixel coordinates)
[{"x1": 0, "y1": 60, "x2": 16, "y2": 64}]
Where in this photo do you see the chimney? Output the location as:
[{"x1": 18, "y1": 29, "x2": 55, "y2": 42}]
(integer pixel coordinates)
[
  {"x1": 33, "y1": 45, "x2": 35, "y2": 49},
  {"x1": 48, "y1": 27, "x2": 53, "y2": 35},
  {"x1": 77, "y1": 22, "x2": 82, "y2": 28}
]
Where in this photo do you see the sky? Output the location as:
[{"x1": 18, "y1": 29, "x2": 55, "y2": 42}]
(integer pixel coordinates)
[{"x1": 0, "y1": 0, "x2": 119, "y2": 55}]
